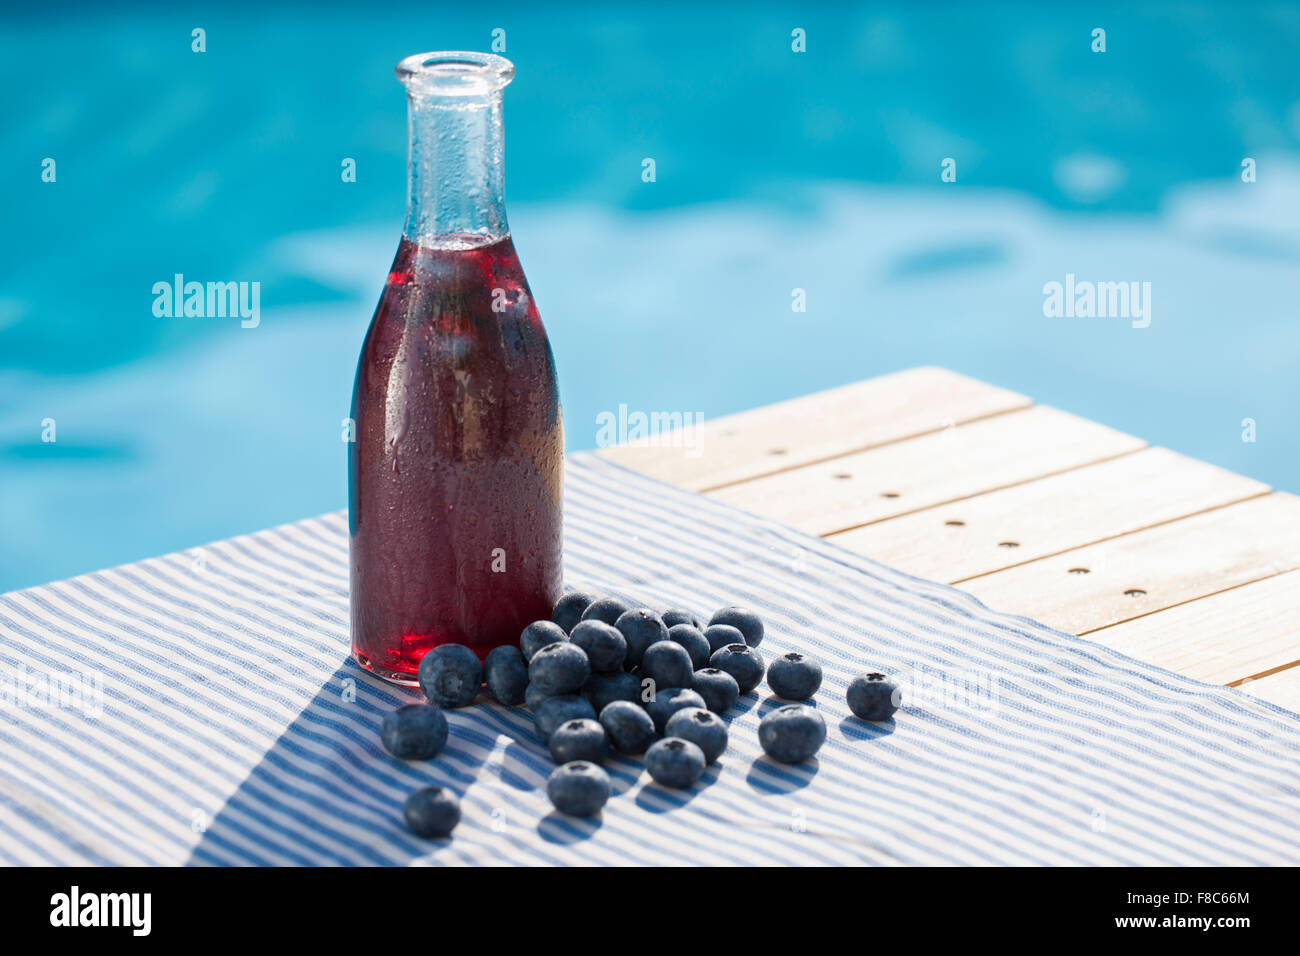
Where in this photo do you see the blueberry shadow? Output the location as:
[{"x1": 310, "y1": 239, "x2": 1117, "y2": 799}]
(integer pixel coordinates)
[
  {"x1": 745, "y1": 755, "x2": 820, "y2": 794},
  {"x1": 698, "y1": 760, "x2": 725, "y2": 791},
  {"x1": 537, "y1": 810, "x2": 603, "y2": 844},
  {"x1": 727, "y1": 694, "x2": 761, "y2": 719},
  {"x1": 838, "y1": 715, "x2": 896, "y2": 742},
  {"x1": 604, "y1": 758, "x2": 645, "y2": 797},
  {"x1": 631, "y1": 758, "x2": 724, "y2": 813},
  {"x1": 633, "y1": 776, "x2": 707, "y2": 812},
  {"x1": 756, "y1": 695, "x2": 817, "y2": 718}
]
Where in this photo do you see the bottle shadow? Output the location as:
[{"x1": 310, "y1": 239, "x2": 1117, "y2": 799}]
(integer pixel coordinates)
[
  {"x1": 185, "y1": 656, "x2": 848, "y2": 861},
  {"x1": 185, "y1": 660, "x2": 550, "y2": 865}
]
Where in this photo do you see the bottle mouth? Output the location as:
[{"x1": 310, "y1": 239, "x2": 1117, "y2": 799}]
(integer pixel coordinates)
[{"x1": 396, "y1": 51, "x2": 515, "y2": 97}]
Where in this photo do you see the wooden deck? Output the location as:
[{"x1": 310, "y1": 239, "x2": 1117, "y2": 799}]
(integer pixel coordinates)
[{"x1": 599, "y1": 367, "x2": 1300, "y2": 711}]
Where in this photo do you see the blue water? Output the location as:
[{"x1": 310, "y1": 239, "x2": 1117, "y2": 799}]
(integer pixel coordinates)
[{"x1": 3, "y1": 2, "x2": 1299, "y2": 592}]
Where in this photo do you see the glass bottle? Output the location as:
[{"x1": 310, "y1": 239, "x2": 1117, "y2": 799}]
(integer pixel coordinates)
[{"x1": 349, "y1": 52, "x2": 563, "y2": 685}]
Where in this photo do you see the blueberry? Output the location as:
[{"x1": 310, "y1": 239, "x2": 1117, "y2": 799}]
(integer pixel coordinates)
[
  {"x1": 640, "y1": 641, "x2": 695, "y2": 693},
  {"x1": 664, "y1": 707, "x2": 728, "y2": 764},
  {"x1": 569, "y1": 620, "x2": 627, "y2": 672},
  {"x1": 758, "y1": 704, "x2": 826, "y2": 763},
  {"x1": 552, "y1": 590, "x2": 597, "y2": 633},
  {"x1": 614, "y1": 608, "x2": 670, "y2": 668},
  {"x1": 380, "y1": 703, "x2": 449, "y2": 759},
  {"x1": 528, "y1": 641, "x2": 591, "y2": 696},
  {"x1": 667, "y1": 624, "x2": 711, "y2": 669},
  {"x1": 582, "y1": 670, "x2": 643, "y2": 714},
  {"x1": 403, "y1": 786, "x2": 461, "y2": 837},
  {"x1": 662, "y1": 608, "x2": 703, "y2": 630},
  {"x1": 708, "y1": 643, "x2": 765, "y2": 695},
  {"x1": 847, "y1": 672, "x2": 901, "y2": 721},
  {"x1": 692, "y1": 667, "x2": 740, "y2": 714},
  {"x1": 417, "y1": 644, "x2": 483, "y2": 708},
  {"x1": 580, "y1": 596, "x2": 633, "y2": 626},
  {"x1": 484, "y1": 645, "x2": 529, "y2": 706},
  {"x1": 644, "y1": 687, "x2": 707, "y2": 735},
  {"x1": 599, "y1": 700, "x2": 657, "y2": 755},
  {"x1": 549, "y1": 718, "x2": 609, "y2": 765},
  {"x1": 525, "y1": 681, "x2": 552, "y2": 713},
  {"x1": 521, "y1": 619, "x2": 568, "y2": 662},
  {"x1": 645, "y1": 737, "x2": 706, "y2": 788},
  {"x1": 708, "y1": 606, "x2": 764, "y2": 647},
  {"x1": 533, "y1": 695, "x2": 596, "y2": 743},
  {"x1": 766, "y1": 651, "x2": 823, "y2": 701},
  {"x1": 703, "y1": 624, "x2": 745, "y2": 655},
  {"x1": 546, "y1": 761, "x2": 611, "y2": 816}
]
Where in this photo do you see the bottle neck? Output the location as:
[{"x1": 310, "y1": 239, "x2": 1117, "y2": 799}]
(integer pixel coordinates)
[{"x1": 403, "y1": 89, "x2": 508, "y2": 246}]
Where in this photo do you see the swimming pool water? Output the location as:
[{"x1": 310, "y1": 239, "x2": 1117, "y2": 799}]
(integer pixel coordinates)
[{"x1": 2, "y1": 2, "x2": 1298, "y2": 591}]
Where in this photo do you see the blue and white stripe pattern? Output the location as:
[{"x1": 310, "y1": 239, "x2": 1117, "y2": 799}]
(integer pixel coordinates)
[{"x1": 1, "y1": 453, "x2": 1298, "y2": 865}]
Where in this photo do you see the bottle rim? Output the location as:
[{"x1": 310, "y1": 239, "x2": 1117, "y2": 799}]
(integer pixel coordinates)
[{"x1": 396, "y1": 51, "x2": 515, "y2": 96}]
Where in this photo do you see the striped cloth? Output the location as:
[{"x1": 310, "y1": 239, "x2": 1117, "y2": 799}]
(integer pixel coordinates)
[{"x1": 2, "y1": 454, "x2": 1298, "y2": 865}]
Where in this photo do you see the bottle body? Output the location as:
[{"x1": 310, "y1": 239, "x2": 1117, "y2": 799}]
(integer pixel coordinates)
[
  {"x1": 349, "y1": 53, "x2": 562, "y2": 684},
  {"x1": 350, "y1": 235, "x2": 562, "y2": 681}
]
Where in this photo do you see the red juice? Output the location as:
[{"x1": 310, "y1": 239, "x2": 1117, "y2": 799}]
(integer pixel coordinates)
[{"x1": 348, "y1": 233, "x2": 563, "y2": 683}]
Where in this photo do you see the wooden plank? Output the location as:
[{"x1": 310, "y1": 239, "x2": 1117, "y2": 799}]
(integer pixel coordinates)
[
  {"x1": 959, "y1": 493, "x2": 1300, "y2": 637},
  {"x1": 1238, "y1": 668, "x2": 1300, "y2": 714},
  {"x1": 827, "y1": 447, "x2": 1269, "y2": 583},
  {"x1": 706, "y1": 405, "x2": 1146, "y2": 536},
  {"x1": 597, "y1": 366, "x2": 1030, "y2": 492},
  {"x1": 1083, "y1": 570, "x2": 1300, "y2": 685}
]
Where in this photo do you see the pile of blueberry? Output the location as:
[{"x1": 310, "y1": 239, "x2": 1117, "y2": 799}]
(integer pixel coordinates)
[{"x1": 384, "y1": 591, "x2": 902, "y2": 836}]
